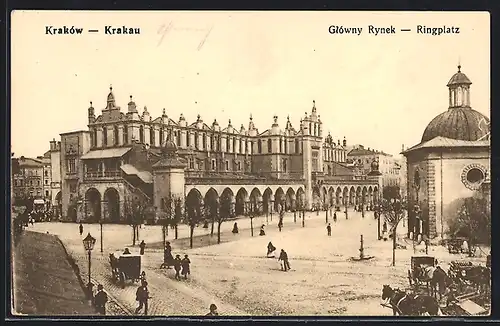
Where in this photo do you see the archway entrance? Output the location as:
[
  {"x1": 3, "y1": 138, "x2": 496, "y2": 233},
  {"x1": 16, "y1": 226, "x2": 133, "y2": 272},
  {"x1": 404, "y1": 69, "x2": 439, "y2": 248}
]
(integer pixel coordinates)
[
  {"x1": 104, "y1": 188, "x2": 120, "y2": 223},
  {"x1": 235, "y1": 188, "x2": 248, "y2": 216},
  {"x1": 85, "y1": 188, "x2": 101, "y2": 222}
]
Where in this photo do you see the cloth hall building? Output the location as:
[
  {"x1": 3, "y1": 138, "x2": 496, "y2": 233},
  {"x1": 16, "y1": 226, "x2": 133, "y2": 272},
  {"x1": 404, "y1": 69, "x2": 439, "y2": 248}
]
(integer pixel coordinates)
[{"x1": 55, "y1": 87, "x2": 381, "y2": 223}]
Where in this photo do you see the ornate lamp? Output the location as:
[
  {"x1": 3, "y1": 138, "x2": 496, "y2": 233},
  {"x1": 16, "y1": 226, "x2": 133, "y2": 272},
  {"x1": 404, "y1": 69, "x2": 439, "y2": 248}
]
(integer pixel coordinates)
[{"x1": 82, "y1": 233, "x2": 96, "y2": 298}]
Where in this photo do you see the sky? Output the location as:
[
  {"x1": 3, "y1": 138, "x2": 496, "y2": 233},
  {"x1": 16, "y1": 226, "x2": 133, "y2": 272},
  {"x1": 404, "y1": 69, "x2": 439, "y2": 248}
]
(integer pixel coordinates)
[{"x1": 11, "y1": 11, "x2": 490, "y2": 158}]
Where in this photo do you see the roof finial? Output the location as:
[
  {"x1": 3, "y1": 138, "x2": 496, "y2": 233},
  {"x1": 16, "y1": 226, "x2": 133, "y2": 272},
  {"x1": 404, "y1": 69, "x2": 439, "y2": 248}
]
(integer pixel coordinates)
[
  {"x1": 313, "y1": 100, "x2": 316, "y2": 108},
  {"x1": 250, "y1": 114, "x2": 253, "y2": 121},
  {"x1": 90, "y1": 101, "x2": 93, "y2": 106},
  {"x1": 110, "y1": 84, "x2": 113, "y2": 92},
  {"x1": 458, "y1": 56, "x2": 461, "y2": 72}
]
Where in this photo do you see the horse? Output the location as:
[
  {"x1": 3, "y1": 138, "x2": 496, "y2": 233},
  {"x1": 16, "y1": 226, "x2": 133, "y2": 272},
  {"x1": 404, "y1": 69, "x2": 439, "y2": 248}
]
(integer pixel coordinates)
[
  {"x1": 414, "y1": 265, "x2": 452, "y2": 300},
  {"x1": 381, "y1": 285, "x2": 442, "y2": 316},
  {"x1": 451, "y1": 265, "x2": 491, "y2": 294}
]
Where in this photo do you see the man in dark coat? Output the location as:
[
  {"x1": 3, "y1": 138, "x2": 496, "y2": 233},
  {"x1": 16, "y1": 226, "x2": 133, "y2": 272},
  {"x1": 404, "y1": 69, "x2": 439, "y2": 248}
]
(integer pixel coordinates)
[
  {"x1": 139, "y1": 240, "x2": 146, "y2": 255},
  {"x1": 267, "y1": 241, "x2": 276, "y2": 257},
  {"x1": 134, "y1": 281, "x2": 150, "y2": 315},
  {"x1": 94, "y1": 284, "x2": 108, "y2": 315},
  {"x1": 206, "y1": 303, "x2": 218, "y2": 316},
  {"x1": 326, "y1": 223, "x2": 332, "y2": 236},
  {"x1": 173, "y1": 254, "x2": 182, "y2": 280},
  {"x1": 181, "y1": 254, "x2": 191, "y2": 279},
  {"x1": 333, "y1": 212, "x2": 337, "y2": 223},
  {"x1": 278, "y1": 249, "x2": 291, "y2": 271},
  {"x1": 79, "y1": 223, "x2": 83, "y2": 236},
  {"x1": 161, "y1": 242, "x2": 174, "y2": 269}
]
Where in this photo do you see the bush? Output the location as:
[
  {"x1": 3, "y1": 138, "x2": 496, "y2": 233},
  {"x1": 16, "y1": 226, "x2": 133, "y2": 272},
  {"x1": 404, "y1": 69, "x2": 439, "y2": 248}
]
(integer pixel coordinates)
[{"x1": 446, "y1": 196, "x2": 490, "y2": 245}]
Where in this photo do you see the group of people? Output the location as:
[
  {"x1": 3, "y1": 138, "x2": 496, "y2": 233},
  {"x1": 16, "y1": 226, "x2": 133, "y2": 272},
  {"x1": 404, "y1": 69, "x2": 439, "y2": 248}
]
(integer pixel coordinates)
[
  {"x1": 266, "y1": 241, "x2": 292, "y2": 272},
  {"x1": 161, "y1": 241, "x2": 191, "y2": 280}
]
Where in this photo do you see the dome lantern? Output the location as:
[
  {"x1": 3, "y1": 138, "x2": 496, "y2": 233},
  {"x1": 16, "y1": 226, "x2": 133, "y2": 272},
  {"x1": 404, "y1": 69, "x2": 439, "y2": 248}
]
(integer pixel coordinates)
[{"x1": 447, "y1": 64, "x2": 472, "y2": 108}]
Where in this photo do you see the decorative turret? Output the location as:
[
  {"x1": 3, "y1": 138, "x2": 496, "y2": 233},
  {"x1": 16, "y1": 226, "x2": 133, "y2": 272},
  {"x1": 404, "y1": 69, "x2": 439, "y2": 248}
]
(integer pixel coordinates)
[
  {"x1": 311, "y1": 100, "x2": 317, "y2": 119},
  {"x1": 178, "y1": 113, "x2": 187, "y2": 127},
  {"x1": 88, "y1": 101, "x2": 95, "y2": 124},
  {"x1": 128, "y1": 95, "x2": 137, "y2": 113},
  {"x1": 212, "y1": 119, "x2": 220, "y2": 132},
  {"x1": 106, "y1": 85, "x2": 115, "y2": 110},
  {"x1": 285, "y1": 115, "x2": 293, "y2": 131},
  {"x1": 343, "y1": 136, "x2": 347, "y2": 147},
  {"x1": 248, "y1": 114, "x2": 258, "y2": 136},
  {"x1": 240, "y1": 124, "x2": 246, "y2": 134},
  {"x1": 227, "y1": 119, "x2": 233, "y2": 133},
  {"x1": 196, "y1": 114, "x2": 203, "y2": 129},
  {"x1": 142, "y1": 106, "x2": 150, "y2": 121},
  {"x1": 271, "y1": 115, "x2": 280, "y2": 135}
]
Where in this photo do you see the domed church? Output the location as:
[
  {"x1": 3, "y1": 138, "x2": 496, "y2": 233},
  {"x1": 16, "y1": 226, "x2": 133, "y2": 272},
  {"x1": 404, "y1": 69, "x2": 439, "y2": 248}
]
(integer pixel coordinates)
[{"x1": 403, "y1": 65, "x2": 490, "y2": 240}]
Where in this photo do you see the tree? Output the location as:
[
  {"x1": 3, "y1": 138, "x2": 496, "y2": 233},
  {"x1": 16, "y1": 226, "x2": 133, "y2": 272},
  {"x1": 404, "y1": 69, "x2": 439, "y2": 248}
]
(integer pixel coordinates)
[
  {"x1": 247, "y1": 198, "x2": 260, "y2": 237},
  {"x1": 124, "y1": 197, "x2": 148, "y2": 246},
  {"x1": 173, "y1": 197, "x2": 182, "y2": 239},
  {"x1": 159, "y1": 195, "x2": 177, "y2": 247},
  {"x1": 217, "y1": 194, "x2": 233, "y2": 244},
  {"x1": 380, "y1": 198, "x2": 406, "y2": 266},
  {"x1": 382, "y1": 185, "x2": 401, "y2": 201},
  {"x1": 448, "y1": 196, "x2": 491, "y2": 253},
  {"x1": 185, "y1": 195, "x2": 202, "y2": 249}
]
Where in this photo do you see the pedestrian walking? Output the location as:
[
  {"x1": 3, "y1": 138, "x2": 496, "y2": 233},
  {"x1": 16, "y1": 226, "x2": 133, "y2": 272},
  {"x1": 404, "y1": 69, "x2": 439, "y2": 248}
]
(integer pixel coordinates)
[
  {"x1": 173, "y1": 254, "x2": 182, "y2": 280},
  {"x1": 134, "y1": 280, "x2": 150, "y2": 315},
  {"x1": 278, "y1": 220, "x2": 283, "y2": 232},
  {"x1": 161, "y1": 241, "x2": 174, "y2": 269},
  {"x1": 232, "y1": 222, "x2": 239, "y2": 234},
  {"x1": 139, "y1": 271, "x2": 147, "y2": 283},
  {"x1": 326, "y1": 223, "x2": 332, "y2": 236},
  {"x1": 79, "y1": 223, "x2": 83, "y2": 236},
  {"x1": 333, "y1": 212, "x2": 337, "y2": 223},
  {"x1": 382, "y1": 221, "x2": 388, "y2": 241},
  {"x1": 259, "y1": 224, "x2": 266, "y2": 236},
  {"x1": 181, "y1": 254, "x2": 191, "y2": 279},
  {"x1": 206, "y1": 303, "x2": 219, "y2": 316},
  {"x1": 139, "y1": 240, "x2": 146, "y2": 255},
  {"x1": 94, "y1": 284, "x2": 108, "y2": 315},
  {"x1": 267, "y1": 241, "x2": 276, "y2": 257},
  {"x1": 278, "y1": 249, "x2": 291, "y2": 272}
]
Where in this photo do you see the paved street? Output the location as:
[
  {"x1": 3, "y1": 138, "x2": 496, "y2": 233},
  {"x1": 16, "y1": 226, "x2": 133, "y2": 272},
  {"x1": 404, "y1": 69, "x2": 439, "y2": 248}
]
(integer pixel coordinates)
[{"x1": 28, "y1": 209, "x2": 489, "y2": 316}]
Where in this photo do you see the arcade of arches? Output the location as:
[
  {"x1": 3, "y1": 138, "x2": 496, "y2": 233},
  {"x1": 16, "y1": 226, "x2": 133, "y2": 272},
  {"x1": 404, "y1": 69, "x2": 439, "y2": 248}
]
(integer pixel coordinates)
[
  {"x1": 84, "y1": 187, "x2": 121, "y2": 222},
  {"x1": 185, "y1": 185, "x2": 379, "y2": 218}
]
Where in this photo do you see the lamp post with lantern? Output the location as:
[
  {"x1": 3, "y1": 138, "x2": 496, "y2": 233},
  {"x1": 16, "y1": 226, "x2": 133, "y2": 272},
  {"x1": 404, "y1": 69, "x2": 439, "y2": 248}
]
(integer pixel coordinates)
[{"x1": 83, "y1": 233, "x2": 96, "y2": 298}]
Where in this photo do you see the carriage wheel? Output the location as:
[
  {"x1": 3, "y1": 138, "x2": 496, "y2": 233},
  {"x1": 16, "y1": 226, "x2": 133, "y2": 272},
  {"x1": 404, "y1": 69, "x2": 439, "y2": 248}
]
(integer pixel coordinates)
[{"x1": 120, "y1": 272, "x2": 126, "y2": 289}]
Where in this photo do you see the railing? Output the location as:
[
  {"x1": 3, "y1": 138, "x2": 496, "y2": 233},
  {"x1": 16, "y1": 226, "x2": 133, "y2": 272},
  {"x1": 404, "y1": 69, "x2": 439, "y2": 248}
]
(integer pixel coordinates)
[
  {"x1": 185, "y1": 171, "x2": 304, "y2": 185},
  {"x1": 84, "y1": 170, "x2": 122, "y2": 180},
  {"x1": 123, "y1": 178, "x2": 151, "y2": 201}
]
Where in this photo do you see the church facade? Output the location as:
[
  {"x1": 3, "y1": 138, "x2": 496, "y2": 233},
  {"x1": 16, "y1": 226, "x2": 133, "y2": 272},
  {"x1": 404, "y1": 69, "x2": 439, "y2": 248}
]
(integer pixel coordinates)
[
  {"x1": 403, "y1": 65, "x2": 490, "y2": 239},
  {"x1": 56, "y1": 87, "x2": 382, "y2": 223}
]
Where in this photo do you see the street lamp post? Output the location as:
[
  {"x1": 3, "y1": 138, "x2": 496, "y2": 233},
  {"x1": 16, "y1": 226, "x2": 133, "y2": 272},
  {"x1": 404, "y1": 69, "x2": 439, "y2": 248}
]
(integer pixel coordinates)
[
  {"x1": 100, "y1": 220, "x2": 103, "y2": 253},
  {"x1": 82, "y1": 233, "x2": 96, "y2": 299}
]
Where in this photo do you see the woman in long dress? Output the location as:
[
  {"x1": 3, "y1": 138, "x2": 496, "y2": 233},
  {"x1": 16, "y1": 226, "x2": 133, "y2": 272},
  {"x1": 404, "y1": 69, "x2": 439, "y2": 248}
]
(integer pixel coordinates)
[{"x1": 163, "y1": 241, "x2": 174, "y2": 269}]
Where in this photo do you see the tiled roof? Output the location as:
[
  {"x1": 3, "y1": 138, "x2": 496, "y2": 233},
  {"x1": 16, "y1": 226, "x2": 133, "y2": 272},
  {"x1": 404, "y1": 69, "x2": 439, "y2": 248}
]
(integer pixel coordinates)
[{"x1": 403, "y1": 136, "x2": 490, "y2": 153}]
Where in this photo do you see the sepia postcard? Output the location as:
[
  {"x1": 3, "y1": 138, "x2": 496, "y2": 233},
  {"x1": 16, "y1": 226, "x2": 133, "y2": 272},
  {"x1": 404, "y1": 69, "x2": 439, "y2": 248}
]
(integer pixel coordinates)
[{"x1": 9, "y1": 10, "x2": 491, "y2": 318}]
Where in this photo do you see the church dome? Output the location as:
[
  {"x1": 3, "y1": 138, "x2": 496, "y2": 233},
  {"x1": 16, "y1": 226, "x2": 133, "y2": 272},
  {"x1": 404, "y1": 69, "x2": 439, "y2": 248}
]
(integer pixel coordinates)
[
  {"x1": 447, "y1": 65, "x2": 472, "y2": 87},
  {"x1": 421, "y1": 107, "x2": 489, "y2": 142}
]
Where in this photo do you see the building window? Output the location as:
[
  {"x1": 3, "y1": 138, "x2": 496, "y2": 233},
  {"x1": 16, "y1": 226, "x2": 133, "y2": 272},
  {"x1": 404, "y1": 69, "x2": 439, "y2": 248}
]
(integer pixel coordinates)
[
  {"x1": 233, "y1": 138, "x2": 237, "y2": 153},
  {"x1": 186, "y1": 132, "x2": 190, "y2": 147},
  {"x1": 44, "y1": 170, "x2": 48, "y2": 177},
  {"x1": 103, "y1": 128, "x2": 108, "y2": 146},
  {"x1": 150, "y1": 127, "x2": 155, "y2": 146},
  {"x1": 69, "y1": 183, "x2": 77, "y2": 193},
  {"x1": 123, "y1": 126, "x2": 129, "y2": 144},
  {"x1": 241, "y1": 139, "x2": 244, "y2": 153},
  {"x1": 203, "y1": 134, "x2": 207, "y2": 149},
  {"x1": 176, "y1": 130, "x2": 181, "y2": 147},
  {"x1": 114, "y1": 126, "x2": 119, "y2": 145},
  {"x1": 283, "y1": 159, "x2": 287, "y2": 172},
  {"x1": 295, "y1": 139, "x2": 300, "y2": 154},
  {"x1": 139, "y1": 125, "x2": 144, "y2": 143},
  {"x1": 211, "y1": 159, "x2": 216, "y2": 170},
  {"x1": 267, "y1": 139, "x2": 272, "y2": 153},
  {"x1": 225, "y1": 161, "x2": 229, "y2": 171},
  {"x1": 68, "y1": 158, "x2": 76, "y2": 174},
  {"x1": 45, "y1": 180, "x2": 48, "y2": 185},
  {"x1": 159, "y1": 129, "x2": 164, "y2": 146},
  {"x1": 45, "y1": 190, "x2": 49, "y2": 197},
  {"x1": 189, "y1": 159, "x2": 194, "y2": 169},
  {"x1": 279, "y1": 138, "x2": 283, "y2": 153},
  {"x1": 258, "y1": 140, "x2": 262, "y2": 153},
  {"x1": 284, "y1": 139, "x2": 288, "y2": 154},
  {"x1": 226, "y1": 137, "x2": 230, "y2": 152},
  {"x1": 195, "y1": 132, "x2": 199, "y2": 150}
]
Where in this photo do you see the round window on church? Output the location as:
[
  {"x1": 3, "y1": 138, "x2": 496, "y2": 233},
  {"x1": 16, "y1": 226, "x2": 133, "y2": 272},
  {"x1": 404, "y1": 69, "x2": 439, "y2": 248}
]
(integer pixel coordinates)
[{"x1": 466, "y1": 168, "x2": 484, "y2": 184}]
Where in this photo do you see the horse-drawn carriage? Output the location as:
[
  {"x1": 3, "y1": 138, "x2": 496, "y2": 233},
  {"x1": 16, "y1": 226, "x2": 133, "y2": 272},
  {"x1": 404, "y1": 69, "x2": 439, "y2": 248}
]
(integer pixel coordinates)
[
  {"x1": 109, "y1": 251, "x2": 142, "y2": 288},
  {"x1": 408, "y1": 256, "x2": 436, "y2": 288},
  {"x1": 447, "y1": 237, "x2": 477, "y2": 256},
  {"x1": 448, "y1": 260, "x2": 490, "y2": 293}
]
